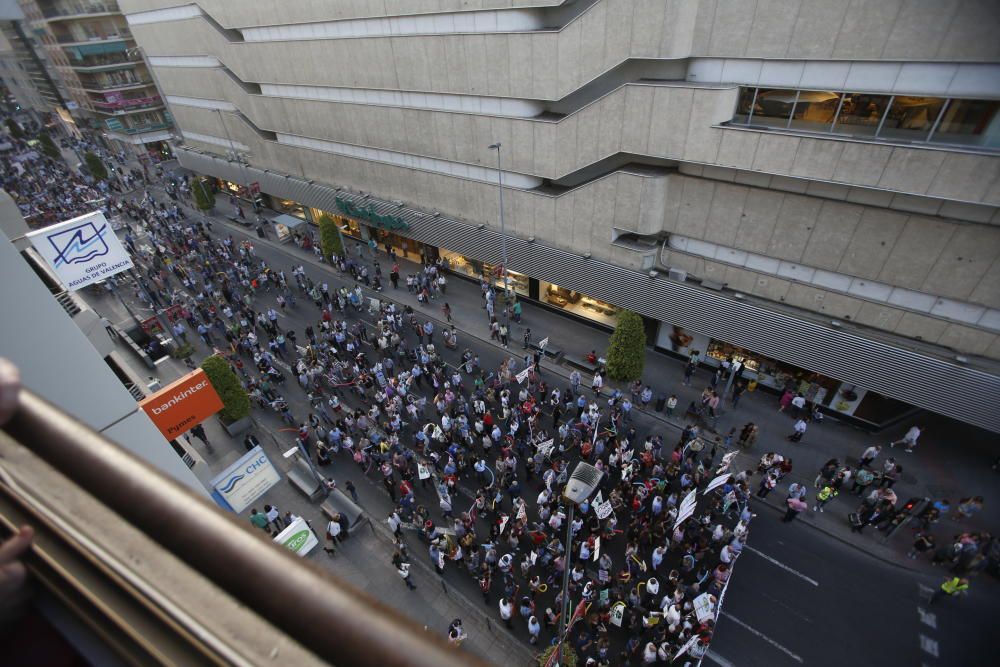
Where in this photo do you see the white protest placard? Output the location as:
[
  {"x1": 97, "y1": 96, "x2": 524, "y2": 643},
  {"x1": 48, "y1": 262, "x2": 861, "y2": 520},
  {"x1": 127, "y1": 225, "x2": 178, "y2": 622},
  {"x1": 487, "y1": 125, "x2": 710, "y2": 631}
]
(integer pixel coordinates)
[
  {"x1": 529, "y1": 551, "x2": 538, "y2": 565},
  {"x1": 693, "y1": 592, "x2": 715, "y2": 622},
  {"x1": 516, "y1": 503, "x2": 528, "y2": 523},
  {"x1": 538, "y1": 337, "x2": 549, "y2": 350},
  {"x1": 516, "y1": 367, "x2": 531, "y2": 384},
  {"x1": 596, "y1": 500, "x2": 614, "y2": 520},
  {"x1": 498, "y1": 514, "x2": 510, "y2": 534},
  {"x1": 679, "y1": 490, "x2": 697, "y2": 513},
  {"x1": 273, "y1": 516, "x2": 319, "y2": 557},
  {"x1": 593, "y1": 491, "x2": 603, "y2": 507},
  {"x1": 592, "y1": 536, "x2": 601, "y2": 561},
  {"x1": 716, "y1": 451, "x2": 738, "y2": 474},
  {"x1": 610, "y1": 601, "x2": 626, "y2": 627},
  {"x1": 27, "y1": 210, "x2": 134, "y2": 291},
  {"x1": 703, "y1": 473, "x2": 732, "y2": 495},
  {"x1": 674, "y1": 501, "x2": 697, "y2": 531},
  {"x1": 673, "y1": 634, "x2": 701, "y2": 662},
  {"x1": 417, "y1": 463, "x2": 432, "y2": 480},
  {"x1": 536, "y1": 439, "x2": 555, "y2": 459},
  {"x1": 621, "y1": 448, "x2": 634, "y2": 463}
]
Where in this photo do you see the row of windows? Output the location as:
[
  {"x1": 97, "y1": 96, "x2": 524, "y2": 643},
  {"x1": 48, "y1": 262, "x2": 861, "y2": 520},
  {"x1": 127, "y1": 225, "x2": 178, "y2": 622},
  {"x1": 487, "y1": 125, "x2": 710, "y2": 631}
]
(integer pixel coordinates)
[{"x1": 730, "y1": 87, "x2": 999, "y2": 150}]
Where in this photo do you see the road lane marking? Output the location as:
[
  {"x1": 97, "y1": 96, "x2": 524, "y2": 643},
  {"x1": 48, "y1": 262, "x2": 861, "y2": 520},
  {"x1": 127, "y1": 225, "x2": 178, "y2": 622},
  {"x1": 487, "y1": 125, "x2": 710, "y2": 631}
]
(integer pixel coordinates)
[
  {"x1": 721, "y1": 611, "x2": 804, "y2": 664},
  {"x1": 704, "y1": 649, "x2": 738, "y2": 667},
  {"x1": 917, "y1": 607, "x2": 937, "y2": 629},
  {"x1": 744, "y1": 545, "x2": 820, "y2": 587},
  {"x1": 919, "y1": 635, "x2": 939, "y2": 657}
]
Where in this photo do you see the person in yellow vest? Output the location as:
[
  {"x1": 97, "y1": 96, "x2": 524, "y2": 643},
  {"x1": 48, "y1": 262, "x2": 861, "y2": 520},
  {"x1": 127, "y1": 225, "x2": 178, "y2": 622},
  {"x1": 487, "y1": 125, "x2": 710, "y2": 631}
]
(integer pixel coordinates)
[
  {"x1": 813, "y1": 485, "x2": 838, "y2": 513},
  {"x1": 930, "y1": 577, "x2": 969, "y2": 604}
]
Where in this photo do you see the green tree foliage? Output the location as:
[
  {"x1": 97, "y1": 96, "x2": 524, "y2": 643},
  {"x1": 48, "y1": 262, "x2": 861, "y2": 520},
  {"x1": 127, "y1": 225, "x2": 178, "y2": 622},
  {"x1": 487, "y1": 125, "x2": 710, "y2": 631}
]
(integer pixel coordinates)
[
  {"x1": 318, "y1": 214, "x2": 343, "y2": 262},
  {"x1": 200, "y1": 355, "x2": 251, "y2": 423},
  {"x1": 5, "y1": 117, "x2": 23, "y2": 139},
  {"x1": 605, "y1": 310, "x2": 647, "y2": 381},
  {"x1": 83, "y1": 151, "x2": 108, "y2": 181},
  {"x1": 536, "y1": 644, "x2": 577, "y2": 667},
  {"x1": 192, "y1": 178, "x2": 215, "y2": 211},
  {"x1": 38, "y1": 131, "x2": 59, "y2": 158}
]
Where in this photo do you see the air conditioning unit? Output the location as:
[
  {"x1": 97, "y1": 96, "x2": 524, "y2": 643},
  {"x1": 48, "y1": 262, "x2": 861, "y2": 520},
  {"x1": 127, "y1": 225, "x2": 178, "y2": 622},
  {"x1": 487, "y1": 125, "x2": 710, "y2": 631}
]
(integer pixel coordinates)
[{"x1": 667, "y1": 268, "x2": 687, "y2": 282}]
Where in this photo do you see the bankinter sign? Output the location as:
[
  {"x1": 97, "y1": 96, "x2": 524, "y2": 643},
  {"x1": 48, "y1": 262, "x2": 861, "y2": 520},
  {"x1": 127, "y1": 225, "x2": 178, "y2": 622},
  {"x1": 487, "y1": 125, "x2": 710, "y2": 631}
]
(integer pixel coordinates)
[{"x1": 139, "y1": 368, "x2": 224, "y2": 439}]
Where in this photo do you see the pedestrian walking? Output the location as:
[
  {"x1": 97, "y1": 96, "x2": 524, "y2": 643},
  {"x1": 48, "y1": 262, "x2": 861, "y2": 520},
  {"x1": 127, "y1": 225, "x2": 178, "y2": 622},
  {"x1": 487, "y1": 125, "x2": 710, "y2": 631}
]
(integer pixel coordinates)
[
  {"x1": 189, "y1": 422, "x2": 210, "y2": 447},
  {"x1": 782, "y1": 496, "x2": 807, "y2": 522},
  {"x1": 396, "y1": 559, "x2": 417, "y2": 590},
  {"x1": 889, "y1": 425, "x2": 922, "y2": 453},
  {"x1": 908, "y1": 533, "x2": 936, "y2": 560},
  {"x1": 787, "y1": 418, "x2": 808, "y2": 442},
  {"x1": 249, "y1": 508, "x2": 273, "y2": 536},
  {"x1": 859, "y1": 444, "x2": 881, "y2": 468},
  {"x1": 929, "y1": 577, "x2": 969, "y2": 604},
  {"x1": 813, "y1": 485, "x2": 837, "y2": 512}
]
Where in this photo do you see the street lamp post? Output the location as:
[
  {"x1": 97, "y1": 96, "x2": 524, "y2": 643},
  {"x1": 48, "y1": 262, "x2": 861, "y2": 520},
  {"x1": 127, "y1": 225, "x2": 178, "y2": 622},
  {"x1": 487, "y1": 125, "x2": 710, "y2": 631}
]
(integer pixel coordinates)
[
  {"x1": 556, "y1": 462, "x2": 603, "y2": 664},
  {"x1": 487, "y1": 142, "x2": 510, "y2": 328}
]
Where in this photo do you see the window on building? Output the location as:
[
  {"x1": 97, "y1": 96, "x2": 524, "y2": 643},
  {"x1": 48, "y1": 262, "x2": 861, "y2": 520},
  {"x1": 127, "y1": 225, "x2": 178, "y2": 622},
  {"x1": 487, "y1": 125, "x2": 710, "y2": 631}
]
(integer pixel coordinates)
[
  {"x1": 787, "y1": 90, "x2": 841, "y2": 132},
  {"x1": 750, "y1": 88, "x2": 797, "y2": 128},
  {"x1": 831, "y1": 93, "x2": 891, "y2": 137},
  {"x1": 733, "y1": 87, "x2": 756, "y2": 125},
  {"x1": 878, "y1": 96, "x2": 945, "y2": 142},
  {"x1": 931, "y1": 99, "x2": 1000, "y2": 148}
]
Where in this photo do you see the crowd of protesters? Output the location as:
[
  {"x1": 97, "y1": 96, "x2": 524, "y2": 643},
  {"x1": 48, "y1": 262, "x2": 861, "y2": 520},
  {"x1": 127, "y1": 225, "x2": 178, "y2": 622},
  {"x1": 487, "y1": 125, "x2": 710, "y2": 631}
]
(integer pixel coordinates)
[{"x1": 107, "y1": 179, "x2": 751, "y2": 665}]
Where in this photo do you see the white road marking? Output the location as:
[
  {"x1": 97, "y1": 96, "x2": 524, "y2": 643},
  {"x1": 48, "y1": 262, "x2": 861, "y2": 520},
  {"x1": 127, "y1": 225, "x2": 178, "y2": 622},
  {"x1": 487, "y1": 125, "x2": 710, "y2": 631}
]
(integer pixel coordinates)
[
  {"x1": 704, "y1": 649, "x2": 738, "y2": 667},
  {"x1": 744, "y1": 545, "x2": 820, "y2": 587},
  {"x1": 917, "y1": 607, "x2": 937, "y2": 629},
  {"x1": 721, "y1": 611, "x2": 804, "y2": 664},
  {"x1": 919, "y1": 635, "x2": 939, "y2": 657}
]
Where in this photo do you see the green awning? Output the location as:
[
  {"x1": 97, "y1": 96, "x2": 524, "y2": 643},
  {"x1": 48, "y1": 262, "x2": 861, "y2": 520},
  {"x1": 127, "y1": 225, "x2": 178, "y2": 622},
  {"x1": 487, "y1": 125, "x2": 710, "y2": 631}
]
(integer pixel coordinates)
[{"x1": 69, "y1": 41, "x2": 127, "y2": 59}]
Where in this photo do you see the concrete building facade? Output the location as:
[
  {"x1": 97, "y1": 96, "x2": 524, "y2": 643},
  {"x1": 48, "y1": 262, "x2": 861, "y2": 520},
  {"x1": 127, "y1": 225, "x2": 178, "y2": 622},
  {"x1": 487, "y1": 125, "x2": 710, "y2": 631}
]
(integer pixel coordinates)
[
  {"x1": 18, "y1": 0, "x2": 173, "y2": 153},
  {"x1": 118, "y1": 0, "x2": 1000, "y2": 431}
]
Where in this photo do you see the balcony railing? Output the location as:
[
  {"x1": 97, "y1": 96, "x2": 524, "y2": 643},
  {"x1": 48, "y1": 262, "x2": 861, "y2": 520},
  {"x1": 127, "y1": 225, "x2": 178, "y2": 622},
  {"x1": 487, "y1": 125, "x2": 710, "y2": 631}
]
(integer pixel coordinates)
[
  {"x1": 80, "y1": 79, "x2": 153, "y2": 92},
  {"x1": 56, "y1": 31, "x2": 130, "y2": 45},
  {"x1": 106, "y1": 121, "x2": 172, "y2": 134},
  {"x1": 41, "y1": 2, "x2": 118, "y2": 20},
  {"x1": 0, "y1": 388, "x2": 483, "y2": 667}
]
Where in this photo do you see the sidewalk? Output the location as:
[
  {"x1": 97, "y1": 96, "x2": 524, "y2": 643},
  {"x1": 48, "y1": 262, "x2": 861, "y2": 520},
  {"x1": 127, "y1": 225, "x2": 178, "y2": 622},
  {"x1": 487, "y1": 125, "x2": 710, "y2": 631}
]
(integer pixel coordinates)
[{"x1": 185, "y1": 189, "x2": 998, "y2": 575}]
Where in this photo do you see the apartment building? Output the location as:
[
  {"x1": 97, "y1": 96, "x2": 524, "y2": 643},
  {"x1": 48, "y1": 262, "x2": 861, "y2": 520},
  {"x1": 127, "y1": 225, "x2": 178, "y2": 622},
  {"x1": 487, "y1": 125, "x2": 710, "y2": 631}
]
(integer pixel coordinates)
[
  {"x1": 18, "y1": 0, "x2": 172, "y2": 154},
  {"x1": 119, "y1": 0, "x2": 1000, "y2": 432}
]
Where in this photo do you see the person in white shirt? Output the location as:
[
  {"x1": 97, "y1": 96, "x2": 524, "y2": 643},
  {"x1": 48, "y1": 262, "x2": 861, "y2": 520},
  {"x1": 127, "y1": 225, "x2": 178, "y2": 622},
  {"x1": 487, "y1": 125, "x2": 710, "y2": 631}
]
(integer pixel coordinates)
[
  {"x1": 498, "y1": 597, "x2": 514, "y2": 628},
  {"x1": 890, "y1": 425, "x2": 922, "y2": 453}
]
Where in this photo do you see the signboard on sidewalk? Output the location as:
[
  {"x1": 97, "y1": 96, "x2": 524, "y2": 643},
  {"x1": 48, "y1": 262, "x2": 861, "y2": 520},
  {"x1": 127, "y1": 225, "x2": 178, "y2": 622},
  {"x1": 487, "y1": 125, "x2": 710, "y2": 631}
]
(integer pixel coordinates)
[
  {"x1": 273, "y1": 516, "x2": 319, "y2": 557},
  {"x1": 27, "y1": 211, "x2": 134, "y2": 291},
  {"x1": 210, "y1": 446, "x2": 281, "y2": 513},
  {"x1": 138, "y1": 368, "x2": 224, "y2": 439}
]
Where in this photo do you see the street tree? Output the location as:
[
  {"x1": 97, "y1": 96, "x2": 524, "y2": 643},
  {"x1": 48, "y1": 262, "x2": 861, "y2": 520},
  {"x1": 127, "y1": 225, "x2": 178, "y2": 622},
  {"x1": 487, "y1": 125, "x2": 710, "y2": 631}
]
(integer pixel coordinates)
[
  {"x1": 200, "y1": 355, "x2": 251, "y2": 425},
  {"x1": 38, "y1": 132, "x2": 59, "y2": 159},
  {"x1": 318, "y1": 214, "x2": 343, "y2": 262},
  {"x1": 83, "y1": 151, "x2": 108, "y2": 181},
  {"x1": 605, "y1": 309, "x2": 646, "y2": 381},
  {"x1": 192, "y1": 178, "x2": 215, "y2": 211}
]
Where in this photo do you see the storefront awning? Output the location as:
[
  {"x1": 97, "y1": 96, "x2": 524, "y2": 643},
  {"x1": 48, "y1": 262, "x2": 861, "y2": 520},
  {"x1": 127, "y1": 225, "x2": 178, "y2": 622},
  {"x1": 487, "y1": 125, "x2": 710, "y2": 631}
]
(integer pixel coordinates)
[
  {"x1": 174, "y1": 147, "x2": 1000, "y2": 433},
  {"x1": 272, "y1": 213, "x2": 308, "y2": 229}
]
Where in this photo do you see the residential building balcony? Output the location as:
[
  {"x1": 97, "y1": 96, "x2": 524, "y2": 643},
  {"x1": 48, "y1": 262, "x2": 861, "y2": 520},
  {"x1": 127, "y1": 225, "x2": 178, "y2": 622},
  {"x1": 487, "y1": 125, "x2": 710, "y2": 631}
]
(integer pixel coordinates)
[
  {"x1": 68, "y1": 54, "x2": 141, "y2": 72},
  {"x1": 41, "y1": 2, "x2": 118, "y2": 22},
  {"x1": 92, "y1": 97, "x2": 165, "y2": 115},
  {"x1": 80, "y1": 78, "x2": 154, "y2": 92},
  {"x1": 55, "y1": 30, "x2": 131, "y2": 47}
]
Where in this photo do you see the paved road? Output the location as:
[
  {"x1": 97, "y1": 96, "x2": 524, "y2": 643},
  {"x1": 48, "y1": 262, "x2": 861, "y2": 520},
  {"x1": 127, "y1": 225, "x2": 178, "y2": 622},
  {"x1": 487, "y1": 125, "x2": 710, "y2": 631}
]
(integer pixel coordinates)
[
  {"x1": 92, "y1": 189, "x2": 995, "y2": 666},
  {"x1": 708, "y1": 501, "x2": 991, "y2": 667}
]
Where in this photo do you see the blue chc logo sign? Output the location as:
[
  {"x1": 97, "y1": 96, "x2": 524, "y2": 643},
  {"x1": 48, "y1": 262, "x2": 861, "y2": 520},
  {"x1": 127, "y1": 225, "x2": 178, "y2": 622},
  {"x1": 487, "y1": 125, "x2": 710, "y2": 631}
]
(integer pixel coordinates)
[
  {"x1": 210, "y1": 447, "x2": 280, "y2": 513},
  {"x1": 49, "y1": 221, "x2": 110, "y2": 267}
]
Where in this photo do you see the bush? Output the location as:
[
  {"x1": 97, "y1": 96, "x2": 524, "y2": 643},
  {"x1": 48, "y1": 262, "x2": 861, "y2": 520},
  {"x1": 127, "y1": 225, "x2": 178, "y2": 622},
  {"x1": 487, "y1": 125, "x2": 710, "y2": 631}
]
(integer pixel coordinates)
[
  {"x1": 605, "y1": 310, "x2": 646, "y2": 382},
  {"x1": 83, "y1": 151, "x2": 108, "y2": 181},
  {"x1": 170, "y1": 343, "x2": 194, "y2": 359},
  {"x1": 201, "y1": 355, "x2": 251, "y2": 423},
  {"x1": 192, "y1": 178, "x2": 215, "y2": 211},
  {"x1": 537, "y1": 644, "x2": 577, "y2": 667},
  {"x1": 318, "y1": 214, "x2": 343, "y2": 262},
  {"x1": 5, "y1": 117, "x2": 23, "y2": 139},
  {"x1": 38, "y1": 132, "x2": 59, "y2": 158}
]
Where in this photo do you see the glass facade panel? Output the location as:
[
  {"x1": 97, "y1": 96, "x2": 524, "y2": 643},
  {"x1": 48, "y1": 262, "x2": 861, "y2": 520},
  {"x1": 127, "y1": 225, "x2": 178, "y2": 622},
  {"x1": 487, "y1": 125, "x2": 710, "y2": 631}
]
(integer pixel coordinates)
[
  {"x1": 787, "y1": 90, "x2": 841, "y2": 132},
  {"x1": 832, "y1": 93, "x2": 891, "y2": 137},
  {"x1": 733, "y1": 87, "x2": 756, "y2": 125},
  {"x1": 932, "y1": 99, "x2": 1000, "y2": 148},
  {"x1": 539, "y1": 280, "x2": 619, "y2": 326},
  {"x1": 878, "y1": 96, "x2": 945, "y2": 142},
  {"x1": 439, "y1": 249, "x2": 529, "y2": 296},
  {"x1": 750, "y1": 88, "x2": 797, "y2": 127}
]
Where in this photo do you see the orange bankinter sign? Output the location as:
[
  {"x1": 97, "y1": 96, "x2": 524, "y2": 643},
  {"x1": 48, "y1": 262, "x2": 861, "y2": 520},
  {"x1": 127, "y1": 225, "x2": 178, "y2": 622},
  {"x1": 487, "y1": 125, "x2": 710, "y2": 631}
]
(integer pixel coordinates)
[{"x1": 139, "y1": 368, "x2": 224, "y2": 439}]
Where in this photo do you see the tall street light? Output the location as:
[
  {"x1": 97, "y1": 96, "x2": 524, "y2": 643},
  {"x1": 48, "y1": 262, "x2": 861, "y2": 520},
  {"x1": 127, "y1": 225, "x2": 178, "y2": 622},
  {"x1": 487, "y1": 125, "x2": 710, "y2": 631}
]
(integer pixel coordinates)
[
  {"x1": 557, "y1": 462, "x2": 603, "y2": 663},
  {"x1": 487, "y1": 142, "x2": 510, "y2": 328}
]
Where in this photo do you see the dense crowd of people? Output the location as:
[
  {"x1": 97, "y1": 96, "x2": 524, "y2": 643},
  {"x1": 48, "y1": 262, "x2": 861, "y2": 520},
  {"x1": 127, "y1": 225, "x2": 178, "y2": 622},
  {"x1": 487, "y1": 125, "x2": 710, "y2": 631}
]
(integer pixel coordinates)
[{"x1": 111, "y1": 182, "x2": 750, "y2": 665}]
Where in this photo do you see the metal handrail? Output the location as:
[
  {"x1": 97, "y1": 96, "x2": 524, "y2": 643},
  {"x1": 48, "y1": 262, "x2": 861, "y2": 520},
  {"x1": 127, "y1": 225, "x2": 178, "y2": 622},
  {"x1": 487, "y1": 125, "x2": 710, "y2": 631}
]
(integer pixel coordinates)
[{"x1": 3, "y1": 389, "x2": 486, "y2": 667}]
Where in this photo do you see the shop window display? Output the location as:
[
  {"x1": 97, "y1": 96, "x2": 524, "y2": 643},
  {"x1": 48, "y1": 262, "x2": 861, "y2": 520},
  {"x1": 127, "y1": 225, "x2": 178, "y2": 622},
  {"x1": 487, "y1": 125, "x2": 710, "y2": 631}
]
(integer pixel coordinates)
[
  {"x1": 439, "y1": 249, "x2": 529, "y2": 296},
  {"x1": 539, "y1": 281, "x2": 619, "y2": 326}
]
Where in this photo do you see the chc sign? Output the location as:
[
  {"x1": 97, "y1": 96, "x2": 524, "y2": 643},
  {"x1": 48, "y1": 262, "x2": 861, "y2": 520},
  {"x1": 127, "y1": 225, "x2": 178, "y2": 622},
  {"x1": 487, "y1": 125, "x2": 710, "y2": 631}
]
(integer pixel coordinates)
[
  {"x1": 139, "y1": 368, "x2": 224, "y2": 439},
  {"x1": 211, "y1": 446, "x2": 281, "y2": 513}
]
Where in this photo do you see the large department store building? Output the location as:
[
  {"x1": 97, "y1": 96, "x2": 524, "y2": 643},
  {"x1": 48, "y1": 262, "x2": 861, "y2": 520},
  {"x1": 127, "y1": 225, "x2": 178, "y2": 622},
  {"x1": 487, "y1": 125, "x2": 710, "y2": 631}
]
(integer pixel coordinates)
[{"x1": 119, "y1": 0, "x2": 1000, "y2": 433}]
